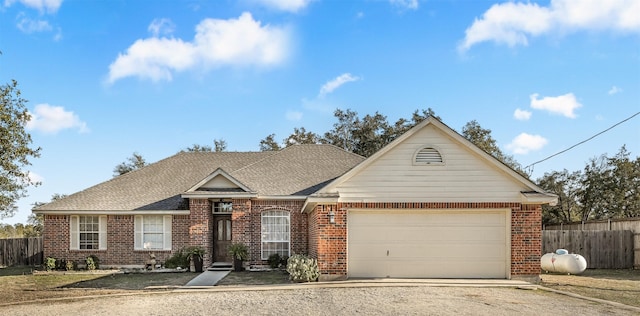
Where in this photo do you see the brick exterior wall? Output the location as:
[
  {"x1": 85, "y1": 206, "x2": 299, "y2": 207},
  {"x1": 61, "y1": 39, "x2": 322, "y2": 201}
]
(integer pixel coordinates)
[
  {"x1": 41, "y1": 198, "x2": 308, "y2": 269},
  {"x1": 42, "y1": 199, "x2": 541, "y2": 279},
  {"x1": 189, "y1": 199, "x2": 213, "y2": 266},
  {"x1": 231, "y1": 199, "x2": 307, "y2": 266},
  {"x1": 310, "y1": 202, "x2": 542, "y2": 280},
  {"x1": 42, "y1": 214, "x2": 191, "y2": 267}
]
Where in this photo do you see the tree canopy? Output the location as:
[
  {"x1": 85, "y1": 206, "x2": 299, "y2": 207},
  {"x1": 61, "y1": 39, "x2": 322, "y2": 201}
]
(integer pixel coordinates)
[
  {"x1": 1, "y1": 79, "x2": 41, "y2": 218},
  {"x1": 113, "y1": 152, "x2": 147, "y2": 176},
  {"x1": 538, "y1": 146, "x2": 639, "y2": 224}
]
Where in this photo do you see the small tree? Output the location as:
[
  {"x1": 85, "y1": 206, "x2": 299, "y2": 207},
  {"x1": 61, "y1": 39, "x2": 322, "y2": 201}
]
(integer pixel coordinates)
[{"x1": 0, "y1": 79, "x2": 41, "y2": 218}]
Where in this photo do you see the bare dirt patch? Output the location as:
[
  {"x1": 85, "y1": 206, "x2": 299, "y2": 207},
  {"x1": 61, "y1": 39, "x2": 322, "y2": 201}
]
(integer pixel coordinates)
[{"x1": 540, "y1": 269, "x2": 640, "y2": 307}]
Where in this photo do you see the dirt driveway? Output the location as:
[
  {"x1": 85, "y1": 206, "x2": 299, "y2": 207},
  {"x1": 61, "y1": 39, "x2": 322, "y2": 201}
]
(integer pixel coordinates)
[{"x1": 1, "y1": 285, "x2": 638, "y2": 315}]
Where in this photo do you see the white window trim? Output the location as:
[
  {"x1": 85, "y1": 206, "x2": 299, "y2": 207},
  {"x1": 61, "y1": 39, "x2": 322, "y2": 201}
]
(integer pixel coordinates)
[
  {"x1": 261, "y1": 209, "x2": 290, "y2": 260},
  {"x1": 134, "y1": 215, "x2": 172, "y2": 251},
  {"x1": 70, "y1": 215, "x2": 107, "y2": 250}
]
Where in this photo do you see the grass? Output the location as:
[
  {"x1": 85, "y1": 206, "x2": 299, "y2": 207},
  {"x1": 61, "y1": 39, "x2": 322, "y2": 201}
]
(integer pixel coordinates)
[
  {"x1": 3, "y1": 265, "x2": 639, "y2": 308},
  {"x1": 0, "y1": 266, "x2": 291, "y2": 305},
  {"x1": 217, "y1": 270, "x2": 291, "y2": 286},
  {"x1": 540, "y1": 269, "x2": 640, "y2": 308},
  {"x1": 0, "y1": 266, "x2": 197, "y2": 305}
]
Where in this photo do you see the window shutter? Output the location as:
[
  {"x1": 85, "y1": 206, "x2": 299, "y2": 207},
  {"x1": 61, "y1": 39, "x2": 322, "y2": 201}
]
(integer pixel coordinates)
[
  {"x1": 134, "y1": 215, "x2": 143, "y2": 250},
  {"x1": 99, "y1": 215, "x2": 108, "y2": 250},
  {"x1": 70, "y1": 215, "x2": 79, "y2": 250},
  {"x1": 163, "y1": 215, "x2": 172, "y2": 250}
]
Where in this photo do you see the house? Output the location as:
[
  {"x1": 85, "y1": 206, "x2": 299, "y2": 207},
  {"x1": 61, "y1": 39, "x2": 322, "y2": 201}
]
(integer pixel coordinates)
[{"x1": 34, "y1": 117, "x2": 556, "y2": 281}]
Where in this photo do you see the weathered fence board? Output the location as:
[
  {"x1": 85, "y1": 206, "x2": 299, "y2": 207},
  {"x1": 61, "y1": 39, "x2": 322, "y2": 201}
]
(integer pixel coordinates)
[
  {"x1": 0, "y1": 237, "x2": 43, "y2": 267},
  {"x1": 542, "y1": 230, "x2": 634, "y2": 269}
]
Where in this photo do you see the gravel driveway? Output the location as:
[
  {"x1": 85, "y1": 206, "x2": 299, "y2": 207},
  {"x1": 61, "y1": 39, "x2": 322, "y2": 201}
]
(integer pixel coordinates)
[{"x1": 1, "y1": 285, "x2": 638, "y2": 315}]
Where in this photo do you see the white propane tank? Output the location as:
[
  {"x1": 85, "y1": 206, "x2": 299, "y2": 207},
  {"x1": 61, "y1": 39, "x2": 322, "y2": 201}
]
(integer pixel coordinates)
[{"x1": 541, "y1": 249, "x2": 587, "y2": 274}]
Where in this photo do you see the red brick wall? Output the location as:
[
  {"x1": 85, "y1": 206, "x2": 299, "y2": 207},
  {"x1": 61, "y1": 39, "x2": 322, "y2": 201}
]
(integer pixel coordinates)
[
  {"x1": 189, "y1": 199, "x2": 213, "y2": 266},
  {"x1": 42, "y1": 214, "x2": 191, "y2": 267},
  {"x1": 231, "y1": 199, "x2": 307, "y2": 266},
  {"x1": 307, "y1": 208, "x2": 318, "y2": 259},
  {"x1": 310, "y1": 202, "x2": 542, "y2": 279},
  {"x1": 511, "y1": 204, "x2": 542, "y2": 276}
]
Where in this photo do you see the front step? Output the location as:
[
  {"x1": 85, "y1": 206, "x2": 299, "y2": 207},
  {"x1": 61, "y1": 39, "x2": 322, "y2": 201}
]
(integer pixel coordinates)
[{"x1": 208, "y1": 262, "x2": 233, "y2": 271}]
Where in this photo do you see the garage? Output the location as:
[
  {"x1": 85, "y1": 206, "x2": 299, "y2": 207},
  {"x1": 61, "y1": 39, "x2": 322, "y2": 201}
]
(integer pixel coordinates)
[{"x1": 347, "y1": 209, "x2": 510, "y2": 279}]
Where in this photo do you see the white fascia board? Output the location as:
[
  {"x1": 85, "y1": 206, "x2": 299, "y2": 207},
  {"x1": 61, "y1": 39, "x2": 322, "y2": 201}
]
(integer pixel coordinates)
[
  {"x1": 254, "y1": 195, "x2": 308, "y2": 201},
  {"x1": 521, "y1": 192, "x2": 558, "y2": 206},
  {"x1": 301, "y1": 195, "x2": 340, "y2": 213},
  {"x1": 180, "y1": 193, "x2": 258, "y2": 199},
  {"x1": 32, "y1": 210, "x2": 191, "y2": 215}
]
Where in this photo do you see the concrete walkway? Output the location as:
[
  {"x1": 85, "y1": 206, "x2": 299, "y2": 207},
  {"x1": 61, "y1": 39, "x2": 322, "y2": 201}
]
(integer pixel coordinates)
[{"x1": 184, "y1": 270, "x2": 231, "y2": 287}]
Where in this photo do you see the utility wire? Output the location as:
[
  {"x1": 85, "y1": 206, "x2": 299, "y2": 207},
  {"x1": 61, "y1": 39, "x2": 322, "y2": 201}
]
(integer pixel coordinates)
[{"x1": 524, "y1": 111, "x2": 640, "y2": 172}]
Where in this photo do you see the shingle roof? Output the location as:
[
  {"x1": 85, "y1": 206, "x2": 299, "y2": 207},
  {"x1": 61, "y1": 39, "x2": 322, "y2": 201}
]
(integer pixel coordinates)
[{"x1": 35, "y1": 145, "x2": 364, "y2": 211}]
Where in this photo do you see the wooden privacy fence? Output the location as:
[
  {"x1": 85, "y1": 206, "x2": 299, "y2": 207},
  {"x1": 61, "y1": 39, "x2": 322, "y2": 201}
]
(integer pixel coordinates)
[
  {"x1": 542, "y1": 230, "x2": 634, "y2": 269},
  {"x1": 545, "y1": 217, "x2": 640, "y2": 269},
  {"x1": 0, "y1": 237, "x2": 43, "y2": 267}
]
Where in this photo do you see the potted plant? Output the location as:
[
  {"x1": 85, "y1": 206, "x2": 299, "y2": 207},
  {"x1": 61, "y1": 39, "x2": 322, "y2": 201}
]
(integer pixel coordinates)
[
  {"x1": 228, "y1": 242, "x2": 248, "y2": 272},
  {"x1": 185, "y1": 246, "x2": 206, "y2": 272}
]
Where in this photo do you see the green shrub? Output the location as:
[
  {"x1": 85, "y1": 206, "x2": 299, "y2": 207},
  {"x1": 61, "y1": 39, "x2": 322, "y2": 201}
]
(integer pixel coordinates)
[
  {"x1": 268, "y1": 253, "x2": 281, "y2": 269},
  {"x1": 165, "y1": 248, "x2": 190, "y2": 269},
  {"x1": 286, "y1": 254, "x2": 319, "y2": 282},
  {"x1": 85, "y1": 255, "x2": 99, "y2": 270},
  {"x1": 44, "y1": 257, "x2": 56, "y2": 271}
]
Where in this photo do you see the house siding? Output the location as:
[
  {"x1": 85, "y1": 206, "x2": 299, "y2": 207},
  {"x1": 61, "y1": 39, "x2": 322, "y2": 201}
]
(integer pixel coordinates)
[
  {"x1": 333, "y1": 125, "x2": 528, "y2": 203},
  {"x1": 311, "y1": 202, "x2": 542, "y2": 280}
]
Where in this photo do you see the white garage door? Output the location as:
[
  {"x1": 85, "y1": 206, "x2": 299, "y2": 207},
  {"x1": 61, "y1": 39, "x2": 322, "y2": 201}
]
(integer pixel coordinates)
[{"x1": 348, "y1": 209, "x2": 510, "y2": 279}]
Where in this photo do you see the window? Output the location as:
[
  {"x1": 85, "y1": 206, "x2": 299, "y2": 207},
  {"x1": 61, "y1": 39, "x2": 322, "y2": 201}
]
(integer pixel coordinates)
[
  {"x1": 261, "y1": 210, "x2": 290, "y2": 260},
  {"x1": 414, "y1": 147, "x2": 444, "y2": 164},
  {"x1": 135, "y1": 215, "x2": 172, "y2": 250},
  {"x1": 213, "y1": 201, "x2": 232, "y2": 213},
  {"x1": 70, "y1": 215, "x2": 107, "y2": 250}
]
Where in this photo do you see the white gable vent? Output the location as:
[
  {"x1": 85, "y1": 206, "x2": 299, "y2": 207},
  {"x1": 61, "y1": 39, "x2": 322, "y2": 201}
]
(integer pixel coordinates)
[{"x1": 414, "y1": 147, "x2": 444, "y2": 165}]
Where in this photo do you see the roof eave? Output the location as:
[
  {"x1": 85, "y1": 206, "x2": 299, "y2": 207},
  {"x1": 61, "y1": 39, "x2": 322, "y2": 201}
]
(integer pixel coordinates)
[{"x1": 521, "y1": 191, "x2": 559, "y2": 206}]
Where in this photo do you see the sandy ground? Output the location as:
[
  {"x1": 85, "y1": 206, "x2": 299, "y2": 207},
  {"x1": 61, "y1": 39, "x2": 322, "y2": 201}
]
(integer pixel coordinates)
[{"x1": 1, "y1": 285, "x2": 638, "y2": 316}]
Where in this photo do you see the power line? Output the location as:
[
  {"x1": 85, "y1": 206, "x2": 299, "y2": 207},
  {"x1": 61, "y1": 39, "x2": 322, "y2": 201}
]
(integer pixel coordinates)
[{"x1": 524, "y1": 111, "x2": 640, "y2": 172}]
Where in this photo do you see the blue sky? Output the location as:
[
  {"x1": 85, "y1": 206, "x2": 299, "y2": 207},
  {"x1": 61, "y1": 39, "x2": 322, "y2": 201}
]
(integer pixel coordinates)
[{"x1": 1, "y1": 0, "x2": 639, "y2": 225}]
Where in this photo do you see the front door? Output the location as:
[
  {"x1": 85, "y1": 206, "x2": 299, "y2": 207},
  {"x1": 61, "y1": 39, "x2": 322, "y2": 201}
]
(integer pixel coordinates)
[{"x1": 213, "y1": 215, "x2": 232, "y2": 262}]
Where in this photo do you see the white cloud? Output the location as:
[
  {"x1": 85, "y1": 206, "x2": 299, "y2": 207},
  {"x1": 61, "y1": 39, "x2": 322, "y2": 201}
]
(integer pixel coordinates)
[
  {"x1": 530, "y1": 93, "x2": 582, "y2": 118},
  {"x1": 27, "y1": 171, "x2": 44, "y2": 184},
  {"x1": 16, "y1": 16, "x2": 52, "y2": 33},
  {"x1": 318, "y1": 73, "x2": 360, "y2": 98},
  {"x1": 252, "y1": 0, "x2": 313, "y2": 12},
  {"x1": 513, "y1": 108, "x2": 532, "y2": 121},
  {"x1": 286, "y1": 110, "x2": 303, "y2": 121},
  {"x1": 107, "y1": 12, "x2": 290, "y2": 84},
  {"x1": 506, "y1": 132, "x2": 548, "y2": 155},
  {"x1": 148, "y1": 18, "x2": 175, "y2": 37},
  {"x1": 26, "y1": 103, "x2": 89, "y2": 134},
  {"x1": 608, "y1": 86, "x2": 622, "y2": 95},
  {"x1": 390, "y1": 0, "x2": 419, "y2": 10},
  {"x1": 4, "y1": 0, "x2": 62, "y2": 13},
  {"x1": 459, "y1": 0, "x2": 640, "y2": 52}
]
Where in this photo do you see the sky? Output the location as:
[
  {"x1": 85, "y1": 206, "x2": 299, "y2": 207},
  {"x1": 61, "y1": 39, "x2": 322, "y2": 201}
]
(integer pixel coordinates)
[{"x1": 1, "y1": 0, "x2": 639, "y2": 225}]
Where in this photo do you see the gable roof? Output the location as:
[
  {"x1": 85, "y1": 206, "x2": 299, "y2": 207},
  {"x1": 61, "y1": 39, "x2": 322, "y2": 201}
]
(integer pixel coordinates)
[
  {"x1": 314, "y1": 116, "x2": 557, "y2": 205},
  {"x1": 35, "y1": 145, "x2": 365, "y2": 212}
]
